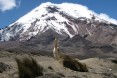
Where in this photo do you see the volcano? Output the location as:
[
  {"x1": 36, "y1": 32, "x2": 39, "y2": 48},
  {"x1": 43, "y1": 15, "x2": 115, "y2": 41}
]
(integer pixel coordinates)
[{"x1": 0, "y1": 2, "x2": 117, "y2": 58}]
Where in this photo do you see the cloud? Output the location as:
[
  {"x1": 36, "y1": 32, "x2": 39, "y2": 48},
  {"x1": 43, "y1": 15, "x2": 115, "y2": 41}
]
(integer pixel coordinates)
[
  {"x1": 0, "y1": 0, "x2": 20, "y2": 12},
  {"x1": 98, "y1": 13, "x2": 117, "y2": 25}
]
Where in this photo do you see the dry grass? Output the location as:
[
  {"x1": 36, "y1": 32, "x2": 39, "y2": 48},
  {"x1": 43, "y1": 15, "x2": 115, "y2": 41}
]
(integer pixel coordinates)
[
  {"x1": 62, "y1": 55, "x2": 88, "y2": 72},
  {"x1": 111, "y1": 59, "x2": 117, "y2": 64},
  {"x1": 15, "y1": 57, "x2": 43, "y2": 78}
]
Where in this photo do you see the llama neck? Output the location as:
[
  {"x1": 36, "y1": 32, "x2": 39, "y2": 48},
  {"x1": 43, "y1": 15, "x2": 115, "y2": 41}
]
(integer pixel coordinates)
[
  {"x1": 53, "y1": 38, "x2": 58, "y2": 54},
  {"x1": 54, "y1": 38, "x2": 57, "y2": 49},
  {"x1": 53, "y1": 38, "x2": 62, "y2": 59}
]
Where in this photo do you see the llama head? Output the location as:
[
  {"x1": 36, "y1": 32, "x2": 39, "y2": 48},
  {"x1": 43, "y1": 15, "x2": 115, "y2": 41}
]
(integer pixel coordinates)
[
  {"x1": 54, "y1": 36, "x2": 58, "y2": 41},
  {"x1": 54, "y1": 36, "x2": 58, "y2": 47}
]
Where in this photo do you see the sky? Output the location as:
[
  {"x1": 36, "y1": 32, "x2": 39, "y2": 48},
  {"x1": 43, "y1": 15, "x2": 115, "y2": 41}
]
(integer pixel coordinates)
[{"x1": 0, "y1": 0, "x2": 117, "y2": 28}]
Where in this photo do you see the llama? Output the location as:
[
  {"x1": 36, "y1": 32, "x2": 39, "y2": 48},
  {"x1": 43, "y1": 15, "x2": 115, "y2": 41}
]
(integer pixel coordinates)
[
  {"x1": 53, "y1": 37, "x2": 88, "y2": 72},
  {"x1": 53, "y1": 37, "x2": 62, "y2": 60}
]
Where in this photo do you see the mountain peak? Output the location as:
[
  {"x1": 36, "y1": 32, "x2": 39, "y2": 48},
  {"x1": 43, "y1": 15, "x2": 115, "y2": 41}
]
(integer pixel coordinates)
[
  {"x1": 15, "y1": 2, "x2": 117, "y2": 25},
  {"x1": 0, "y1": 2, "x2": 117, "y2": 43}
]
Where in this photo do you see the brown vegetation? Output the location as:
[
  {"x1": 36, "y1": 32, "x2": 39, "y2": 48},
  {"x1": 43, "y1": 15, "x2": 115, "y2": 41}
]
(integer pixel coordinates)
[
  {"x1": 62, "y1": 55, "x2": 88, "y2": 72},
  {"x1": 15, "y1": 57, "x2": 43, "y2": 78}
]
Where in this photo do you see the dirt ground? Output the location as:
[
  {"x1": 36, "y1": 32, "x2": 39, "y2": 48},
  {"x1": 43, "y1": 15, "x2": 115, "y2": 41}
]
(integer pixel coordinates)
[{"x1": 0, "y1": 50, "x2": 117, "y2": 78}]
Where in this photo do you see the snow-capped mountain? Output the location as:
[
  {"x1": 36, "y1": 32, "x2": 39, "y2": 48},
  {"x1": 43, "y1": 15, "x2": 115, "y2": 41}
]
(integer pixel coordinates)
[{"x1": 0, "y1": 2, "x2": 117, "y2": 45}]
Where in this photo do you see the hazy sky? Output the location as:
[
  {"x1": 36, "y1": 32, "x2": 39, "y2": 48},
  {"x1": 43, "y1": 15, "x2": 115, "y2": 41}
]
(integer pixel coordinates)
[{"x1": 0, "y1": 0, "x2": 117, "y2": 28}]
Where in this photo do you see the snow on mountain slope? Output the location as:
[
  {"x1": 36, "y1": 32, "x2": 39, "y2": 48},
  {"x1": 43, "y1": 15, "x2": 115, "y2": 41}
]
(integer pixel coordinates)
[{"x1": 0, "y1": 2, "x2": 117, "y2": 42}]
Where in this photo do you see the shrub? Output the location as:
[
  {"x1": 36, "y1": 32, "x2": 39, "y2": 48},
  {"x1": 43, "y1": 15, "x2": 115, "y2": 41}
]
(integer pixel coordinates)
[
  {"x1": 62, "y1": 55, "x2": 88, "y2": 72},
  {"x1": 76, "y1": 61, "x2": 88, "y2": 72},
  {"x1": 111, "y1": 59, "x2": 117, "y2": 64},
  {"x1": 0, "y1": 62, "x2": 11, "y2": 73},
  {"x1": 15, "y1": 57, "x2": 43, "y2": 78}
]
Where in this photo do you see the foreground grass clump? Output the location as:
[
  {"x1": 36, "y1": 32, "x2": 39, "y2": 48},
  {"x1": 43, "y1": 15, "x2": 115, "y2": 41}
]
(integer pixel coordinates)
[
  {"x1": 0, "y1": 62, "x2": 11, "y2": 73},
  {"x1": 111, "y1": 59, "x2": 117, "y2": 64},
  {"x1": 15, "y1": 57, "x2": 43, "y2": 78},
  {"x1": 62, "y1": 55, "x2": 88, "y2": 72}
]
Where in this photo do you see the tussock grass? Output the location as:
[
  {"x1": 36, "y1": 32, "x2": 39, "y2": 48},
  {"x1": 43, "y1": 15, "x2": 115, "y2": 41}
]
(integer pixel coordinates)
[
  {"x1": 15, "y1": 57, "x2": 43, "y2": 78},
  {"x1": 62, "y1": 55, "x2": 88, "y2": 72},
  {"x1": 0, "y1": 62, "x2": 11, "y2": 73},
  {"x1": 111, "y1": 59, "x2": 117, "y2": 64}
]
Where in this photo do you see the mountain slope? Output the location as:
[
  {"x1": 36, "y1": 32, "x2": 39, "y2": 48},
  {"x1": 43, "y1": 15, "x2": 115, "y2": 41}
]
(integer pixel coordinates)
[{"x1": 0, "y1": 2, "x2": 117, "y2": 45}]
